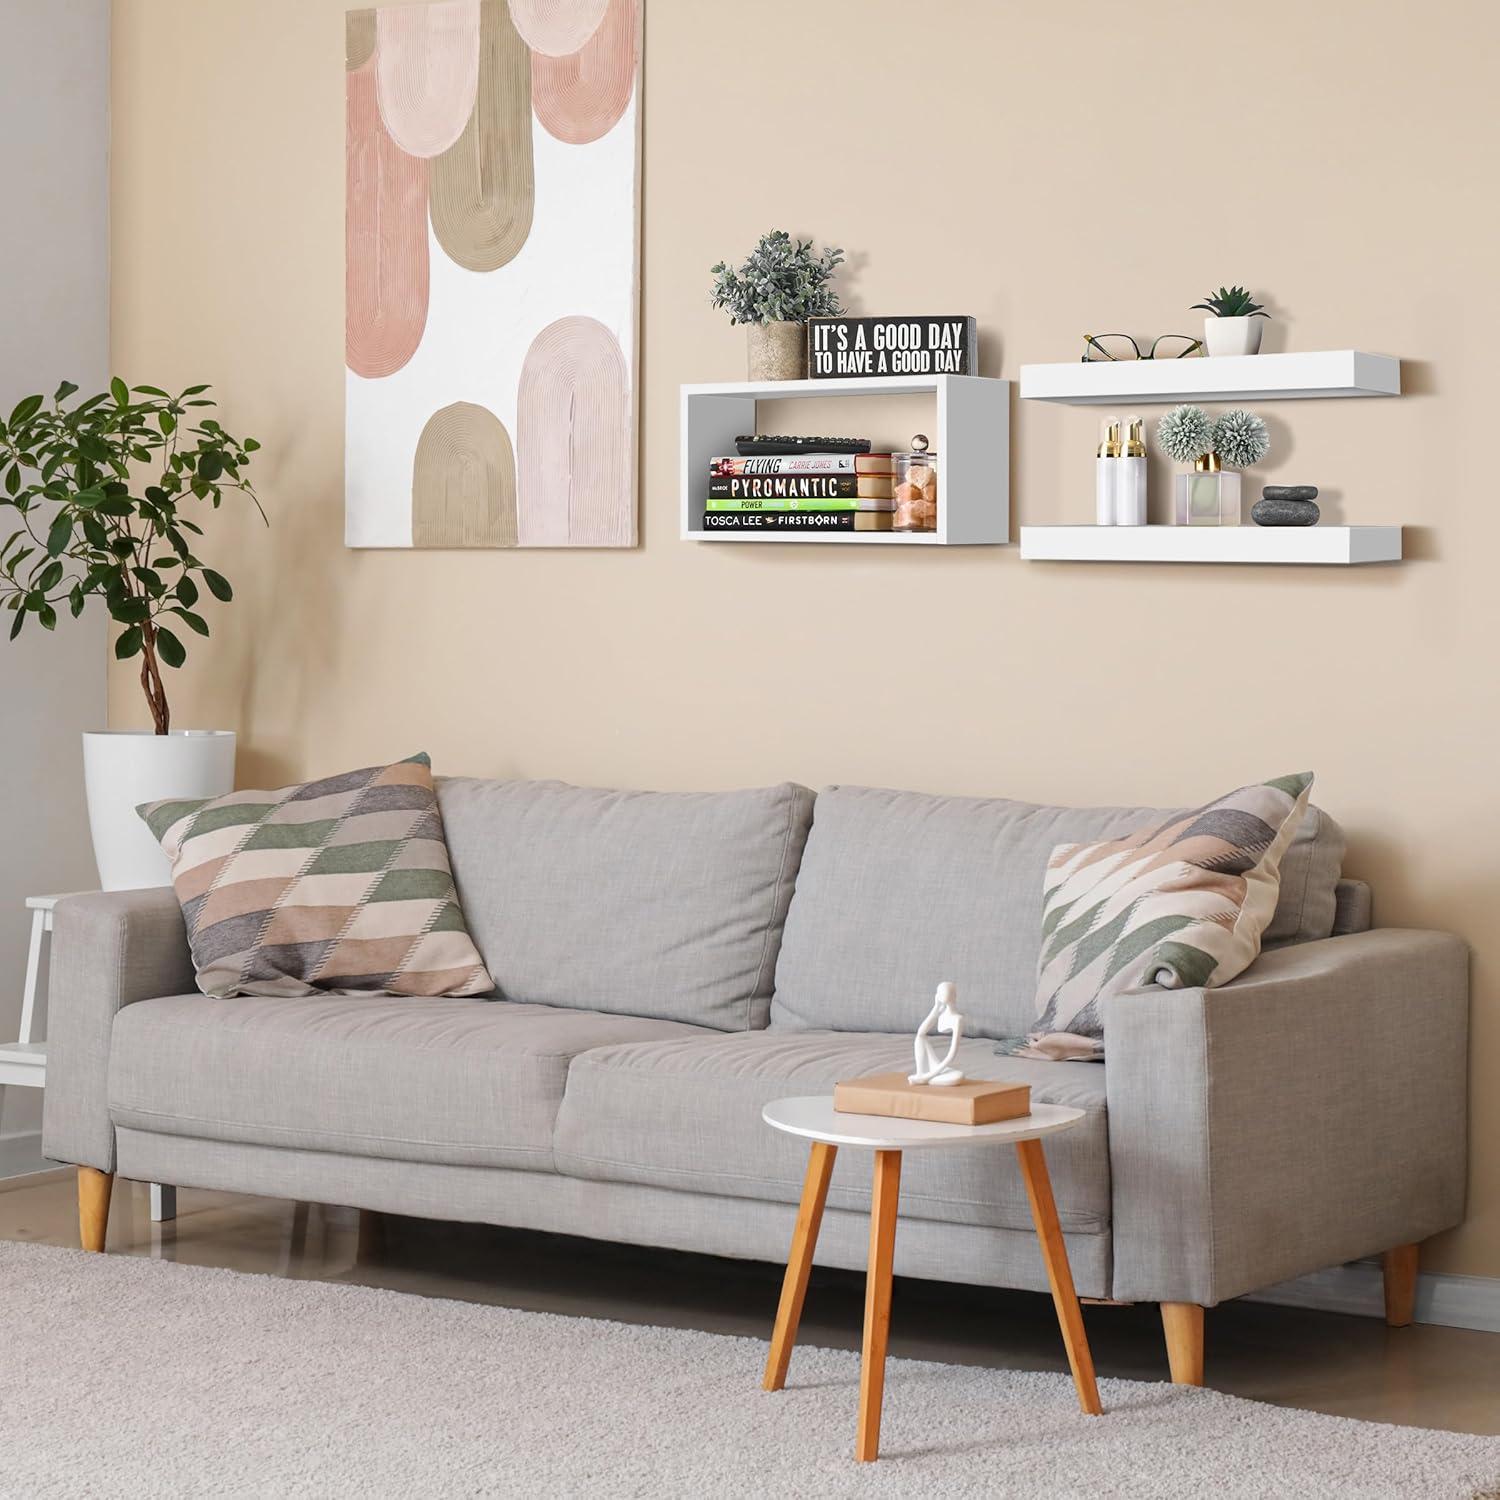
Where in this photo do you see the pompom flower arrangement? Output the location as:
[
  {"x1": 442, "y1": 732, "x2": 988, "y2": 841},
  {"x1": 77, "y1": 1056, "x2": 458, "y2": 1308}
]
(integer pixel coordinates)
[
  {"x1": 1157, "y1": 405, "x2": 1271, "y2": 526},
  {"x1": 1156, "y1": 405, "x2": 1270, "y2": 471}
]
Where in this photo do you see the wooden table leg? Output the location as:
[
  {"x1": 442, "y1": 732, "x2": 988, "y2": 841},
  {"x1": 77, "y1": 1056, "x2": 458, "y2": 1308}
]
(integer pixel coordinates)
[
  {"x1": 1016, "y1": 1138, "x2": 1102, "y2": 1416},
  {"x1": 763, "y1": 1141, "x2": 837, "y2": 1392},
  {"x1": 856, "y1": 1149, "x2": 902, "y2": 1463}
]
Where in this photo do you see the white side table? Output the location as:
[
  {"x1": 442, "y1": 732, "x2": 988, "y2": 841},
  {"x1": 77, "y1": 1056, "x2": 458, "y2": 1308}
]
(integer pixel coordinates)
[
  {"x1": 4, "y1": 894, "x2": 176, "y2": 1222},
  {"x1": 761, "y1": 1095, "x2": 1101, "y2": 1463}
]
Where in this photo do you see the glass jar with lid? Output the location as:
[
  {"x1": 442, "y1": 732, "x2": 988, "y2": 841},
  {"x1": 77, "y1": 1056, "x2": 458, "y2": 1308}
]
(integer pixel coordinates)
[{"x1": 892, "y1": 434, "x2": 938, "y2": 532}]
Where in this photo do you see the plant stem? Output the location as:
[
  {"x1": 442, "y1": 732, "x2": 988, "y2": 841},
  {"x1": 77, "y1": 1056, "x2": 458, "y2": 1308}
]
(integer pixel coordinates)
[{"x1": 139, "y1": 622, "x2": 170, "y2": 734}]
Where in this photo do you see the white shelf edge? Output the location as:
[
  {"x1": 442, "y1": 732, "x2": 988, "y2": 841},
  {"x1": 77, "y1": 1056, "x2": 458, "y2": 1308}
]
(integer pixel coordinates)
[
  {"x1": 1018, "y1": 350, "x2": 1401, "y2": 405},
  {"x1": 680, "y1": 373, "x2": 1000, "y2": 400},
  {"x1": 1019, "y1": 525, "x2": 1403, "y2": 566}
]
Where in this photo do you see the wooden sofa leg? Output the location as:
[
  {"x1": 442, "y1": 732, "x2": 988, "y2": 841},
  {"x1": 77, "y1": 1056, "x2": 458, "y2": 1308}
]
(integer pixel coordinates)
[
  {"x1": 1383, "y1": 1244, "x2": 1419, "y2": 1327},
  {"x1": 1160, "y1": 1302, "x2": 1204, "y2": 1386},
  {"x1": 78, "y1": 1168, "x2": 113, "y2": 1253}
]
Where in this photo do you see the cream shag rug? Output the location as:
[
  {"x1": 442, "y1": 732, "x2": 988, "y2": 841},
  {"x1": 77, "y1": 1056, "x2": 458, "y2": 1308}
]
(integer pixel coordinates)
[{"x1": 1, "y1": 1241, "x2": 1496, "y2": 1499}]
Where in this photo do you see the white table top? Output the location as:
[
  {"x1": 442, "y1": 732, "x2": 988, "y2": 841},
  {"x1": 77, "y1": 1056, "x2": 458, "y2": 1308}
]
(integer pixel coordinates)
[{"x1": 763, "y1": 1095, "x2": 1085, "y2": 1151}]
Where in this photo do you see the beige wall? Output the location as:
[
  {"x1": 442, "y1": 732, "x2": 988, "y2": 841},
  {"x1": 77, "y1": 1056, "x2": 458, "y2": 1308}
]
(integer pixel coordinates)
[{"x1": 110, "y1": 0, "x2": 1499, "y2": 1276}]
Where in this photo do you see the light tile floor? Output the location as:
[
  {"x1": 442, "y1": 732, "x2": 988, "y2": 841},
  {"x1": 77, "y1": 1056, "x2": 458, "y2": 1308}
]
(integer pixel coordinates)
[{"x1": 3, "y1": 1169, "x2": 1496, "y2": 1436}]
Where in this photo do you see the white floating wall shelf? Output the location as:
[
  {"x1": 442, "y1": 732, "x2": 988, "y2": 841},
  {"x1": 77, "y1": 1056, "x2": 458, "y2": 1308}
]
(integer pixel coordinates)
[
  {"x1": 680, "y1": 375, "x2": 1010, "y2": 546},
  {"x1": 1019, "y1": 525, "x2": 1403, "y2": 566},
  {"x1": 1018, "y1": 350, "x2": 1400, "y2": 405}
]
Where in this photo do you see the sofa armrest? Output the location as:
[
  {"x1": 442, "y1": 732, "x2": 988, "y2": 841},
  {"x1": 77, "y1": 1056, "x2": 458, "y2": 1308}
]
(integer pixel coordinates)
[
  {"x1": 41, "y1": 889, "x2": 196, "y2": 1173},
  {"x1": 1104, "y1": 929, "x2": 1468, "y2": 1306}
]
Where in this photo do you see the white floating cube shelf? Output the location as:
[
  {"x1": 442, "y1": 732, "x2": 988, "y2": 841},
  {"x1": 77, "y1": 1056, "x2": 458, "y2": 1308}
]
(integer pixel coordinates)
[
  {"x1": 680, "y1": 375, "x2": 1009, "y2": 545},
  {"x1": 1018, "y1": 350, "x2": 1400, "y2": 405},
  {"x1": 1020, "y1": 525, "x2": 1402, "y2": 566}
]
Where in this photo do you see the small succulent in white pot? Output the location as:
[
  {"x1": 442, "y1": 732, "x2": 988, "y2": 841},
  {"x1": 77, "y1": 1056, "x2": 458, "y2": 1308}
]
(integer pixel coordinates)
[
  {"x1": 710, "y1": 230, "x2": 844, "y2": 381},
  {"x1": 1192, "y1": 285, "x2": 1270, "y2": 357}
]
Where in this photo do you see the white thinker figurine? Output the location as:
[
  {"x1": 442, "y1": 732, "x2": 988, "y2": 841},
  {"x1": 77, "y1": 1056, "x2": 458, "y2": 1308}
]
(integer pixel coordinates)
[{"x1": 908, "y1": 981, "x2": 965, "y2": 1087}]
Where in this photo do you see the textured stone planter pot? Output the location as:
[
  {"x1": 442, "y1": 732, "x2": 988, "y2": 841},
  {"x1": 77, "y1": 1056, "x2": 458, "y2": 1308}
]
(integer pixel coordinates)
[
  {"x1": 746, "y1": 321, "x2": 807, "y2": 381},
  {"x1": 82, "y1": 729, "x2": 236, "y2": 889},
  {"x1": 1203, "y1": 316, "x2": 1264, "y2": 357}
]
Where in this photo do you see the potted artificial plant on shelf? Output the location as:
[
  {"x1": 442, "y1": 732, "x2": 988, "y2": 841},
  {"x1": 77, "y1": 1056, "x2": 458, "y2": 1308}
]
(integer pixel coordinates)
[
  {"x1": 1192, "y1": 285, "x2": 1270, "y2": 357},
  {"x1": 710, "y1": 230, "x2": 844, "y2": 381},
  {"x1": 0, "y1": 379, "x2": 264, "y2": 890}
]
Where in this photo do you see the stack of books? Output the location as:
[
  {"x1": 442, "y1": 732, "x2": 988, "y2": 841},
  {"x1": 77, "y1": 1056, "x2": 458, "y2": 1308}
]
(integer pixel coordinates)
[{"x1": 701, "y1": 451, "x2": 895, "y2": 532}]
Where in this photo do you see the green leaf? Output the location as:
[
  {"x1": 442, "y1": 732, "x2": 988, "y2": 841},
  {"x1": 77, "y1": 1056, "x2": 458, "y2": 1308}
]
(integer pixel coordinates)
[
  {"x1": 37, "y1": 560, "x2": 64, "y2": 592},
  {"x1": 46, "y1": 510, "x2": 73, "y2": 556},
  {"x1": 172, "y1": 607, "x2": 209, "y2": 636},
  {"x1": 54, "y1": 380, "x2": 79, "y2": 403},
  {"x1": 81, "y1": 514, "x2": 108, "y2": 549},
  {"x1": 180, "y1": 384, "x2": 210, "y2": 396},
  {"x1": 132, "y1": 384, "x2": 169, "y2": 398},
  {"x1": 38, "y1": 602, "x2": 56, "y2": 630},
  {"x1": 69, "y1": 584, "x2": 84, "y2": 618},
  {"x1": 196, "y1": 451, "x2": 223, "y2": 481},
  {"x1": 155, "y1": 625, "x2": 185, "y2": 668},
  {"x1": 3, "y1": 465, "x2": 17, "y2": 496},
  {"x1": 109, "y1": 376, "x2": 129, "y2": 405},
  {"x1": 8, "y1": 608, "x2": 23, "y2": 641},
  {"x1": 176, "y1": 575, "x2": 198, "y2": 608},
  {"x1": 114, "y1": 596, "x2": 150, "y2": 623},
  {"x1": 114, "y1": 625, "x2": 142, "y2": 659},
  {"x1": 243, "y1": 438, "x2": 260, "y2": 452},
  {"x1": 158, "y1": 411, "x2": 176, "y2": 436},
  {"x1": 201, "y1": 568, "x2": 232, "y2": 602},
  {"x1": 8, "y1": 394, "x2": 42, "y2": 426}
]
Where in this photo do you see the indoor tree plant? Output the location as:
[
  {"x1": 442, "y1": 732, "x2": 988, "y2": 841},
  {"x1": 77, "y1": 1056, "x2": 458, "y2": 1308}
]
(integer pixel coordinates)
[
  {"x1": 710, "y1": 230, "x2": 844, "y2": 380},
  {"x1": 0, "y1": 379, "x2": 264, "y2": 887},
  {"x1": 1191, "y1": 285, "x2": 1270, "y2": 357}
]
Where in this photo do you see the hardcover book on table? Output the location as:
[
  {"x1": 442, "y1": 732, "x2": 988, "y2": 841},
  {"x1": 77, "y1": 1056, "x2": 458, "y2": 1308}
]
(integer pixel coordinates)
[{"x1": 833, "y1": 1074, "x2": 1032, "y2": 1125}]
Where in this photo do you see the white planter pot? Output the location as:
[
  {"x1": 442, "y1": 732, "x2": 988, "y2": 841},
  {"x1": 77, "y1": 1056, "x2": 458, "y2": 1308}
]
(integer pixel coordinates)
[
  {"x1": 82, "y1": 730, "x2": 236, "y2": 890},
  {"x1": 1203, "y1": 316, "x2": 1264, "y2": 357}
]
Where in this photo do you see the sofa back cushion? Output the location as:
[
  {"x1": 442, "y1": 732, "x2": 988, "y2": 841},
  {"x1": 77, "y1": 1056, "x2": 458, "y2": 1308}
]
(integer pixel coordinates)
[
  {"x1": 771, "y1": 784, "x2": 1346, "y2": 1040},
  {"x1": 437, "y1": 778, "x2": 814, "y2": 1030}
]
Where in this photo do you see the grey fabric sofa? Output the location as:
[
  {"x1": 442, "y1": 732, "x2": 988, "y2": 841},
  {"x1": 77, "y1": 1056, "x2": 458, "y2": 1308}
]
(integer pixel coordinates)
[{"x1": 41, "y1": 777, "x2": 1469, "y2": 1383}]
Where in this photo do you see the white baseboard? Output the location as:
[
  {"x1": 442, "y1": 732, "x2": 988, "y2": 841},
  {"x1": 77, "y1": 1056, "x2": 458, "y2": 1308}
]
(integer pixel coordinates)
[
  {"x1": 0, "y1": 1128, "x2": 48, "y2": 1180},
  {"x1": 1248, "y1": 1261, "x2": 1500, "y2": 1335}
]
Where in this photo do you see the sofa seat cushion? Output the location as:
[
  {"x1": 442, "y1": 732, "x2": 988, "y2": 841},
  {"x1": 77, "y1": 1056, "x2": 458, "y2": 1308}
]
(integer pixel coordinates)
[
  {"x1": 553, "y1": 1031, "x2": 1109, "y2": 1234},
  {"x1": 107, "y1": 995, "x2": 710, "y2": 1171}
]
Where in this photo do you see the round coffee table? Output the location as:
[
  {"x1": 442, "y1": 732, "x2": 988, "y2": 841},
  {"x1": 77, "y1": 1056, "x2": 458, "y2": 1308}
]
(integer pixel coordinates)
[{"x1": 761, "y1": 1095, "x2": 1100, "y2": 1462}]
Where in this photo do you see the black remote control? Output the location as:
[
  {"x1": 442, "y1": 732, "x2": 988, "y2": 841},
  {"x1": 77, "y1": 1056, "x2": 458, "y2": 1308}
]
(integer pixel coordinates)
[{"x1": 734, "y1": 434, "x2": 872, "y2": 456}]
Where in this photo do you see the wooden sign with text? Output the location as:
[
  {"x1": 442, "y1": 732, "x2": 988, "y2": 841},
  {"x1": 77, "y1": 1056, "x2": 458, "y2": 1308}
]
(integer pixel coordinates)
[{"x1": 807, "y1": 316, "x2": 977, "y2": 379}]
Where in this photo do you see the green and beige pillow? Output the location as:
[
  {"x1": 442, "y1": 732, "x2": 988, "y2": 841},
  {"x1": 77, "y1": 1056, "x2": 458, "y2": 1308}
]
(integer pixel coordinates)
[
  {"x1": 1007, "y1": 773, "x2": 1314, "y2": 1061},
  {"x1": 138, "y1": 752, "x2": 494, "y2": 1000}
]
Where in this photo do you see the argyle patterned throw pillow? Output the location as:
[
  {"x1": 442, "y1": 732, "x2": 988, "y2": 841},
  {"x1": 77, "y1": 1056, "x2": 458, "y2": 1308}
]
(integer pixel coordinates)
[
  {"x1": 1004, "y1": 773, "x2": 1314, "y2": 1062},
  {"x1": 138, "y1": 752, "x2": 494, "y2": 999}
]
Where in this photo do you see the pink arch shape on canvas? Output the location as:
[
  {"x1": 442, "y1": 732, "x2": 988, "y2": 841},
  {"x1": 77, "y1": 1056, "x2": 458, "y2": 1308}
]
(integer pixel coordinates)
[
  {"x1": 531, "y1": 0, "x2": 637, "y2": 146},
  {"x1": 516, "y1": 316, "x2": 634, "y2": 547},
  {"x1": 376, "y1": 0, "x2": 481, "y2": 159},
  {"x1": 507, "y1": 0, "x2": 610, "y2": 57},
  {"x1": 346, "y1": 58, "x2": 429, "y2": 379}
]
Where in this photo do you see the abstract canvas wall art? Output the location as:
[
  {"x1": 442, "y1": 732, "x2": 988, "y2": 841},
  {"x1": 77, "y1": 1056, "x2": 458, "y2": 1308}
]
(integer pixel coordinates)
[{"x1": 345, "y1": 0, "x2": 640, "y2": 548}]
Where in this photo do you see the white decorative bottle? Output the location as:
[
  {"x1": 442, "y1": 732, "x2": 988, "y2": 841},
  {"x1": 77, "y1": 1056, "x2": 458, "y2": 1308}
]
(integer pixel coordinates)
[
  {"x1": 1095, "y1": 418, "x2": 1120, "y2": 525},
  {"x1": 1114, "y1": 416, "x2": 1148, "y2": 525}
]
